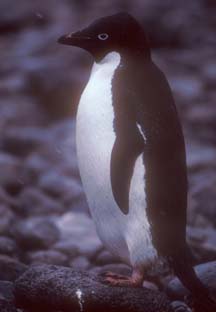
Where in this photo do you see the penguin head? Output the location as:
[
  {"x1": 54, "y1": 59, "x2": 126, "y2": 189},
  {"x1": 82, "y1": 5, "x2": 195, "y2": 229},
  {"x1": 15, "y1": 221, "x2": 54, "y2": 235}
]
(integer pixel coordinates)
[{"x1": 58, "y1": 12, "x2": 150, "y2": 61}]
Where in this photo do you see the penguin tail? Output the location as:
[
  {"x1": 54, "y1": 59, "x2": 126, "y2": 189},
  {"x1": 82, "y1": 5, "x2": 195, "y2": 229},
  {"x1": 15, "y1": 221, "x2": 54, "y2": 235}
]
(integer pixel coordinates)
[{"x1": 171, "y1": 255, "x2": 216, "y2": 312}]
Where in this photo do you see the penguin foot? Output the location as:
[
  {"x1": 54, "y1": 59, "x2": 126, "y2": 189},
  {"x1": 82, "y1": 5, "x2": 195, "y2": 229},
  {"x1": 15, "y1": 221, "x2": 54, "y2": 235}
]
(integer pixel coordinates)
[
  {"x1": 100, "y1": 271, "x2": 143, "y2": 287},
  {"x1": 101, "y1": 271, "x2": 129, "y2": 280}
]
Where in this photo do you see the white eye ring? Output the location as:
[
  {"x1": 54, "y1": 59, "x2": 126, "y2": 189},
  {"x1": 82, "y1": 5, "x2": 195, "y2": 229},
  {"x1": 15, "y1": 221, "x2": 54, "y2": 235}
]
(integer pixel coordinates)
[{"x1": 98, "y1": 33, "x2": 109, "y2": 40}]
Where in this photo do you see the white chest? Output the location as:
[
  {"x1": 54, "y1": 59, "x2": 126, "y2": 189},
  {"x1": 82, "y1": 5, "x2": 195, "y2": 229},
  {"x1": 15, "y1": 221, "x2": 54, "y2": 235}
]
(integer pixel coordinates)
[
  {"x1": 76, "y1": 52, "x2": 121, "y2": 213},
  {"x1": 77, "y1": 52, "x2": 120, "y2": 146},
  {"x1": 76, "y1": 52, "x2": 157, "y2": 268}
]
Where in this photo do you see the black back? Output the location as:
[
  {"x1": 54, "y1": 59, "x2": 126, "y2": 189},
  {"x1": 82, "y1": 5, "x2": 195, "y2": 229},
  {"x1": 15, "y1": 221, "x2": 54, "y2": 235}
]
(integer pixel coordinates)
[{"x1": 111, "y1": 53, "x2": 188, "y2": 258}]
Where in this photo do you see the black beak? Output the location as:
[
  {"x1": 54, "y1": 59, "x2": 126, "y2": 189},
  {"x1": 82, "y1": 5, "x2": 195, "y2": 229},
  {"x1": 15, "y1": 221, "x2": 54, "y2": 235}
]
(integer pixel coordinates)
[{"x1": 58, "y1": 31, "x2": 90, "y2": 46}]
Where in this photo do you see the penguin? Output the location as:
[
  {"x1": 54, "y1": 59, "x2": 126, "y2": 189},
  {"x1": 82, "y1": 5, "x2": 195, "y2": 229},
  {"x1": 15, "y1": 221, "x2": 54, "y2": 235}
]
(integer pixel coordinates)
[{"x1": 58, "y1": 12, "x2": 216, "y2": 311}]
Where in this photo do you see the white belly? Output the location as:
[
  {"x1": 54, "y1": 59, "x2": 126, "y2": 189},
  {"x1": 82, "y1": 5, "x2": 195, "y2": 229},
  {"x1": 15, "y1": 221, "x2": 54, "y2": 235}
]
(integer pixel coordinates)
[{"x1": 76, "y1": 52, "x2": 157, "y2": 269}]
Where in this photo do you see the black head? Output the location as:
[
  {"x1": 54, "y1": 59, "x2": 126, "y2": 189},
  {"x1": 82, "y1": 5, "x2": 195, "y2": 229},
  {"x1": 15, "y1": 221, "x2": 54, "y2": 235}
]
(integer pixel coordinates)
[{"x1": 58, "y1": 12, "x2": 150, "y2": 62}]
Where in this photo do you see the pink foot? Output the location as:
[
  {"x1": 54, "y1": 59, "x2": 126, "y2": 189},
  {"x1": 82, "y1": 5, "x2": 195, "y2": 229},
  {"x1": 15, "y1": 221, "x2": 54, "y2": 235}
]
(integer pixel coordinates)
[{"x1": 101, "y1": 270, "x2": 143, "y2": 287}]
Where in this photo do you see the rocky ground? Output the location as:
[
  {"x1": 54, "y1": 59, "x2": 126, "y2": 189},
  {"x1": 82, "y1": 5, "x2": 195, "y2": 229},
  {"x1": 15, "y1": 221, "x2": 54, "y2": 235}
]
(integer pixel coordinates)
[{"x1": 0, "y1": 0, "x2": 216, "y2": 311}]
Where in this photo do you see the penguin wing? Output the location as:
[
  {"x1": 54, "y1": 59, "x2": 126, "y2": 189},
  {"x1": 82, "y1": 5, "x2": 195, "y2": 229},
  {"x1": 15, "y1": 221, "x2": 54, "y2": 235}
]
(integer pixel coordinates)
[
  {"x1": 111, "y1": 131, "x2": 144, "y2": 215},
  {"x1": 110, "y1": 68, "x2": 145, "y2": 215}
]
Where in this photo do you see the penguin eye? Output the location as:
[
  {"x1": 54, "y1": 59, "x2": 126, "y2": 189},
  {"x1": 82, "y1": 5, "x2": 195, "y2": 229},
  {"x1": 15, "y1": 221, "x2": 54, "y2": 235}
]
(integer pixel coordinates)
[{"x1": 98, "y1": 33, "x2": 109, "y2": 40}]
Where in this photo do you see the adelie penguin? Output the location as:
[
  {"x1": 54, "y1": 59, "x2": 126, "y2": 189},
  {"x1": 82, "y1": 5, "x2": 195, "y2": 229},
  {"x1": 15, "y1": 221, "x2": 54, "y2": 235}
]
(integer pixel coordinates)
[{"x1": 58, "y1": 13, "x2": 216, "y2": 311}]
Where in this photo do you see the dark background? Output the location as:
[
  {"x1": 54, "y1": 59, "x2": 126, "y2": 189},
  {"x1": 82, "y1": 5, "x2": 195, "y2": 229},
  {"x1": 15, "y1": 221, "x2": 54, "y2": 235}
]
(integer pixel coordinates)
[{"x1": 0, "y1": 0, "x2": 215, "y2": 282}]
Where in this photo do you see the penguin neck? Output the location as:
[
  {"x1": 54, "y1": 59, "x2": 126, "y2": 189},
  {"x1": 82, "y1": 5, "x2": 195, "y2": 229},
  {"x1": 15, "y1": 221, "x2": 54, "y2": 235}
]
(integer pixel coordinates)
[
  {"x1": 118, "y1": 47, "x2": 151, "y2": 68},
  {"x1": 94, "y1": 46, "x2": 151, "y2": 64}
]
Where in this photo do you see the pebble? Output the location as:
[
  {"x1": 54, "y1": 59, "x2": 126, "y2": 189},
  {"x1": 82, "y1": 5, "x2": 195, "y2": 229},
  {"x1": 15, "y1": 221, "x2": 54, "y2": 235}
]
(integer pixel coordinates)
[
  {"x1": 27, "y1": 249, "x2": 68, "y2": 266},
  {"x1": 95, "y1": 249, "x2": 121, "y2": 266},
  {"x1": 167, "y1": 261, "x2": 216, "y2": 300},
  {"x1": 55, "y1": 212, "x2": 103, "y2": 259},
  {"x1": 12, "y1": 217, "x2": 60, "y2": 250},
  {"x1": 170, "y1": 301, "x2": 192, "y2": 312},
  {"x1": 0, "y1": 187, "x2": 16, "y2": 207},
  {"x1": 191, "y1": 179, "x2": 216, "y2": 226},
  {"x1": 38, "y1": 170, "x2": 82, "y2": 200},
  {"x1": 170, "y1": 75, "x2": 202, "y2": 100},
  {"x1": 70, "y1": 256, "x2": 90, "y2": 270},
  {"x1": 143, "y1": 281, "x2": 159, "y2": 291},
  {"x1": 0, "y1": 153, "x2": 23, "y2": 193},
  {"x1": 0, "y1": 281, "x2": 14, "y2": 302},
  {"x1": 23, "y1": 153, "x2": 52, "y2": 183},
  {"x1": 0, "y1": 236, "x2": 18, "y2": 257},
  {"x1": 0, "y1": 299, "x2": 16, "y2": 312},
  {"x1": 0, "y1": 205, "x2": 15, "y2": 236},
  {"x1": 186, "y1": 143, "x2": 216, "y2": 172},
  {"x1": 202, "y1": 61, "x2": 216, "y2": 84},
  {"x1": 16, "y1": 187, "x2": 65, "y2": 216},
  {"x1": 187, "y1": 226, "x2": 216, "y2": 262},
  {"x1": 0, "y1": 255, "x2": 27, "y2": 282},
  {"x1": 53, "y1": 240, "x2": 79, "y2": 259},
  {"x1": 1, "y1": 127, "x2": 50, "y2": 157}
]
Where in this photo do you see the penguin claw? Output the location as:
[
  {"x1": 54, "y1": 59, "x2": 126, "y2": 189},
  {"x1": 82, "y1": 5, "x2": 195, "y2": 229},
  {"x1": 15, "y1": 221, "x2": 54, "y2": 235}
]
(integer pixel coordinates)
[
  {"x1": 100, "y1": 271, "x2": 141, "y2": 287},
  {"x1": 101, "y1": 271, "x2": 129, "y2": 280},
  {"x1": 103, "y1": 276, "x2": 136, "y2": 287}
]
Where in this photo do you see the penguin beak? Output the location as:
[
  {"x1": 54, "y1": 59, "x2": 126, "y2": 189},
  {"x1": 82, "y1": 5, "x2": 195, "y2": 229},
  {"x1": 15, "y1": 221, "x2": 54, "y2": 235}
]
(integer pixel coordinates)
[{"x1": 58, "y1": 31, "x2": 91, "y2": 47}]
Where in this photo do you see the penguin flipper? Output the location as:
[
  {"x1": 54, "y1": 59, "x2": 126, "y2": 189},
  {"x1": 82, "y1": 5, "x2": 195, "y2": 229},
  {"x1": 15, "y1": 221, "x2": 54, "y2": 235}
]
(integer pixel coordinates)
[
  {"x1": 110, "y1": 66, "x2": 145, "y2": 215},
  {"x1": 110, "y1": 132, "x2": 144, "y2": 215}
]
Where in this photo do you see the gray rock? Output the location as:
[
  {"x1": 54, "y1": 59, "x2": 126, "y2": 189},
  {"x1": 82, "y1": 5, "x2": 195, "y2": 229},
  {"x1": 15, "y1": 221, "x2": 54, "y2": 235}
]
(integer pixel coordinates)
[
  {"x1": 143, "y1": 281, "x2": 159, "y2": 291},
  {"x1": 55, "y1": 212, "x2": 103, "y2": 259},
  {"x1": 187, "y1": 226, "x2": 207, "y2": 245},
  {"x1": 0, "y1": 299, "x2": 16, "y2": 312},
  {"x1": 193, "y1": 182, "x2": 216, "y2": 226},
  {"x1": 27, "y1": 61, "x2": 81, "y2": 121},
  {"x1": 1, "y1": 126, "x2": 50, "y2": 157},
  {"x1": 166, "y1": 261, "x2": 216, "y2": 300},
  {"x1": 47, "y1": 120, "x2": 79, "y2": 174},
  {"x1": 0, "y1": 0, "x2": 47, "y2": 33},
  {"x1": 27, "y1": 249, "x2": 68, "y2": 266},
  {"x1": 23, "y1": 153, "x2": 52, "y2": 183},
  {"x1": 16, "y1": 187, "x2": 65, "y2": 216},
  {"x1": 202, "y1": 61, "x2": 216, "y2": 83},
  {"x1": 67, "y1": 196, "x2": 89, "y2": 214},
  {"x1": 70, "y1": 256, "x2": 90, "y2": 270},
  {"x1": 0, "y1": 95, "x2": 45, "y2": 128},
  {"x1": 53, "y1": 240, "x2": 79, "y2": 259},
  {"x1": 0, "y1": 153, "x2": 24, "y2": 194},
  {"x1": 32, "y1": 118, "x2": 76, "y2": 164},
  {"x1": 0, "y1": 205, "x2": 15, "y2": 236},
  {"x1": 170, "y1": 301, "x2": 192, "y2": 312},
  {"x1": 0, "y1": 255, "x2": 27, "y2": 281},
  {"x1": 0, "y1": 187, "x2": 16, "y2": 207},
  {"x1": 0, "y1": 236, "x2": 19, "y2": 257},
  {"x1": 38, "y1": 170, "x2": 82, "y2": 199},
  {"x1": 0, "y1": 72, "x2": 26, "y2": 94},
  {"x1": 185, "y1": 105, "x2": 216, "y2": 144},
  {"x1": 35, "y1": 142, "x2": 66, "y2": 166},
  {"x1": 0, "y1": 281, "x2": 15, "y2": 302},
  {"x1": 12, "y1": 217, "x2": 60, "y2": 250},
  {"x1": 95, "y1": 249, "x2": 121, "y2": 266},
  {"x1": 187, "y1": 226, "x2": 216, "y2": 263},
  {"x1": 15, "y1": 264, "x2": 173, "y2": 312},
  {"x1": 170, "y1": 75, "x2": 202, "y2": 101},
  {"x1": 186, "y1": 143, "x2": 216, "y2": 173}
]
